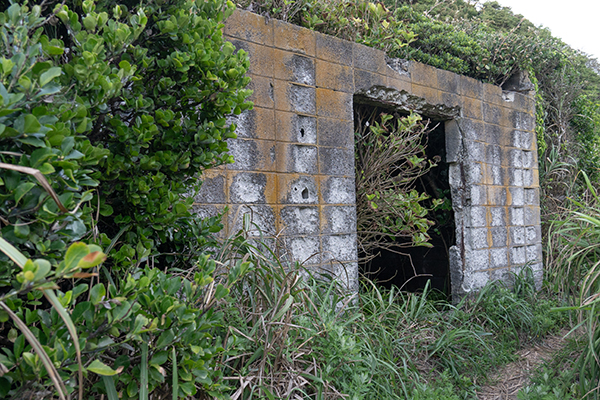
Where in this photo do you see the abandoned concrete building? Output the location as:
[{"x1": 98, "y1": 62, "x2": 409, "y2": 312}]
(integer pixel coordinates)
[{"x1": 193, "y1": 10, "x2": 543, "y2": 299}]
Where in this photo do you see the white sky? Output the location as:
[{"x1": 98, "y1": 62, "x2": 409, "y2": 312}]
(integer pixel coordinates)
[{"x1": 485, "y1": 0, "x2": 600, "y2": 61}]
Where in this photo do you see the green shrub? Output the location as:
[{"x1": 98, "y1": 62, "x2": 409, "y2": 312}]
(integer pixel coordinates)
[{"x1": 0, "y1": 0, "x2": 252, "y2": 397}]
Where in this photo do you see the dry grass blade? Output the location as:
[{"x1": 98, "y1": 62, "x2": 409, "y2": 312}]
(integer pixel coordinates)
[
  {"x1": 0, "y1": 301, "x2": 69, "y2": 400},
  {"x1": 0, "y1": 162, "x2": 68, "y2": 212}
]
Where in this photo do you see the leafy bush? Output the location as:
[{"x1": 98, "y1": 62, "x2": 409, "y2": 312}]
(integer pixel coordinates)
[
  {"x1": 0, "y1": 0, "x2": 252, "y2": 397},
  {"x1": 354, "y1": 107, "x2": 440, "y2": 262}
]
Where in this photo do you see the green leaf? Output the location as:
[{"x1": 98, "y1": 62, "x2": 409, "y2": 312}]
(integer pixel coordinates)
[
  {"x1": 23, "y1": 114, "x2": 41, "y2": 134},
  {"x1": 62, "y1": 242, "x2": 89, "y2": 272},
  {"x1": 39, "y1": 67, "x2": 62, "y2": 87},
  {"x1": 90, "y1": 283, "x2": 106, "y2": 305},
  {"x1": 87, "y1": 360, "x2": 121, "y2": 376},
  {"x1": 155, "y1": 329, "x2": 175, "y2": 349},
  {"x1": 214, "y1": 283, "x2": 229, "y2": 300},
  {"x1": 14, "y1": 182, "x2": 36, "y2": 204}
]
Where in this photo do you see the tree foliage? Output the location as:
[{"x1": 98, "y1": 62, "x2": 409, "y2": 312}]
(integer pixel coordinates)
[{"x1": 0, "y1": 0, "x2": 251, "y2": 397}]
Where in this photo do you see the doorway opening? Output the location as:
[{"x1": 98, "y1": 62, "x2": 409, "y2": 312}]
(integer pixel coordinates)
[{"x1": 354, "y1": 101, "x2": 455, "y2": 295}]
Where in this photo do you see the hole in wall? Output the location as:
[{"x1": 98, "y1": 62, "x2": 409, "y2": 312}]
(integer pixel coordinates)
[
  {"x1": 300, "y1": 128, "x2": 305, "y2": 137},
  {"x1": 301, "y1": 188, "x2": 309, "y2": 199},
  {"x1": 354, "y1": 100, "x2": 455, "y2": 296}
]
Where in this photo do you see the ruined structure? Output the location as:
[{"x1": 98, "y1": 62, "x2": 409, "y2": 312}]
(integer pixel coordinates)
[{"x1": 194, "y1": 10, "x2": 543, "y2": 298}]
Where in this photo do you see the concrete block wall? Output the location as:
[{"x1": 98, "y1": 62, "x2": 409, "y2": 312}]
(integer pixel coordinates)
[{"x1": 193, "y1": 9, "x2": 542, "y2": 297}]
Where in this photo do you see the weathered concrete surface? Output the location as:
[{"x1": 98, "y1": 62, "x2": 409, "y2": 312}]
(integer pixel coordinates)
[{"x1": 194, "y1": 9, "x2": 542, "y2": 296}]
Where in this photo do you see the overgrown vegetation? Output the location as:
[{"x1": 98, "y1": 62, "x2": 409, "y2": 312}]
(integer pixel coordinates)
[
  {"x1": 354, "y1": 107, "x2": 440, "y2": 262},
  {"x1": 2, "y1": 0, "x2": 600, "y2": 398},
  {"x1": 0, "y1": 0, "x2": 251, "y2": 397}
]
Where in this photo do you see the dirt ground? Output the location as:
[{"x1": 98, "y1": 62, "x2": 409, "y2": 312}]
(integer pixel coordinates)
[{"x1": 477, "y1": 330, "x2": 570, "y2": 400}]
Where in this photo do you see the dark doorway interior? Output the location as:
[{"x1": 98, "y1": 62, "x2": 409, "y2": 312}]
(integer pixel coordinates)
[{"x1": 356, "y1": 107, "x2": 456, "y2": 294}]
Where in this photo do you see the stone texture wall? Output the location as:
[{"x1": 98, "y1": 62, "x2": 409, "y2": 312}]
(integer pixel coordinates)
[{"x1": 193, "y1": 9, "x2": 543, "y2": 297}]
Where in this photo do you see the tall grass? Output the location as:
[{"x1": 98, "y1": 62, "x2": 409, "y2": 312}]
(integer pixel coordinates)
[
  {"x1": 211, "y1": 217, "x2": 564, "y2": 399},
  {"x1": 544, "y1": 172, "x2": 600, "y2": 399}
]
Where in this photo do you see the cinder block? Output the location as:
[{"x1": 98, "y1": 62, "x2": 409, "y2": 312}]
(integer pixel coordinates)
[
  {"x1": 509, "y1": 149, "x2": 523, "y2": 168},
  {"x1": 354, "y1": 69, "x2": 387, "y2": 92},
  {"x1": 524, "y1": 189, "x2": 540, "y2": 206},
  {"x1": 230, "y1": 39, "x2": 274, "y2": 77},
  {"x1": 322, "y1": 234, "x2": 358, "y2": 262},
  {"x1": 457, "y1": 118, "x2": 484, "y2": 141},
  {"x1": 318, "y1": 118, "x2": 353, "y2": 149},
  {"x1": 486, "y1": 144, "x2": 502, "y2": 165},
  {"x1": 316, "y1": 32, "x2": 353, "y2": 66},
  {"x1": 522, "y1": 169, "x2": 534, "y2": 187},
  {"x1": 484, "y1": 123, "x2": 502, "y2": 145},
  {"x1": 228, "y1": 204, "x2": 277, "y2": 237},
  {"x1": 412, "y1": 84, "x2": 442, "y2": 105},
  {"x1": 247, "y1": 75, "x2": 275, "y2": 108},
  {"x1": 511, "y1": 111, "x2": 535, "y2": 131},
  {"x1": 510, "y1": 246, "x2": 526, "y2": 265},
  {"x1": 483, "y1": 83, "x2": 503, "y2": 105},
  {"x1": 526, "y1": 244, "x2": 541, "y2": 263},
  {"x1": 224, "y1": 9, "x2": 273, "y2": 45},
  {"x1": 524, "y1": 206, "x2": 541, "y2": 225},
  {"x1": 323, "y1": 206, "x2": 357, "y2": 234},
  {"x1": 273, "y1": 19, "x2": 316, "y2": 55},
  {"x1": 315, "y1": 59, "x2": 354, "y2": 92},
  {"x1": 490, "y1": 207, "x2": 507, "y2": 227},
  {"x1": 510, "y1": 207, "x2": 524, "y2": 226},
  {"x1": 316, "y1": 88, "x2": 353, "y2": 119},
  {"x1": 509, "y1": 187, "x2": 524, "y2": 206},
  {"x1": 386, "y1": 74, "x2": 412, "y2": 93},
  {"x1": 463, "y1": 270, "x2": 490, "y2": 292},
  {"x1": 442, "y1": 92, "x2": 461, "y2": 108},
  {"x1": 411, "y1": 61, "x2": 438, "y2": 87},
  {"x1": 466, "y1": 162, "x2": 483, "y2": 185},
  {"x1": 278, "y1": 174, "x2": 318, "y2": 205},
  {"x1": 226, "y1": 138, "x2": 260, "y2": 171},
  {"x1": 486, "y1": 164, "x2": 503, "y2": 186},
  {"x1": 277, "y1": 143, "x2": 318, "y2": 174},
  {"x1": 280, "y1": 206, "x2": 320, "y2": 235},
  {"x1": 445, "y1": 120, "x2": 462, "y2": 163},
  {"x1": 386, "y1": 57, "x2": 411, "y2": 77},
  {"x1": 273, "y1": 50, "x2": 315, "y2": 85},
  {"x1": 522, "y1": 150, "x2": 534, "y2": 168},
  {"x1": 288, "y1": 84, "x2": 317, "y2": 114},
  {"x1": 229, "y1": 107, "x2": 275, "y2": 140},
  {"x1": 465, "y1": 249, "x2": 490, "y2": 271},
  {"x1": 490, "y1": 268, "x2": 511, "y2": 282},
  {"x1": 191, "y1": 204, "x2": 223, "y2": 221},
  {"x1": 353, "y1": 42, "x2": 387, "y2": 74},
  {"x1": 521, "y1": 132, "x2": 533, "y2": 150},
  {"x1": 469, "y1": 185, "x2": 487, "y2": 206},
  {"x1": 276, "y1": 111, "x2": 317, "y2": 144},
  {"x1": 470, "y1": 206, "x2": 487, "y2": 228},
  {"x1": 438, "y1": 68, "x2": 459, "y2": 93},
  {"x1": 467, "y1": 141, "x2": 485, "y2": 162},
  {"x1": 526, "y1": 226, "x2": 540, "y2": 244},
  {"x1": 195, "y1": 174, "x2": 226, "y2": 204},
  {"x1": 490, "y1": 247, "x2": 508, "y2": 269},
  {"x1": 483, "y1": 103, "x2": 501, "y2": 125},
  {"x1": 319, "y1": 147, "x2": 354, "y2": 176},
  {"x1": 510, "y1": 226, "x2": 525, "y2": 246},
  {"x1": 281, "y1": 236, "x2": 321, "y2": 264},
  {"x1": 229, "y1": 172, "x2": 271, "y2": 204},
  {"x1": 321, "y1": 176, "x2": 356, "y2": 204},
  {"x1": 459, "y1": 75, "x2": 484, "y2": 99},
  {"x1": 491, "y1": 227, "x2": 508, "y2": 247},
  {"x1": 470, "y1": 227, "x2": 490, "y2": 249},
  {"x1": 509, "y1": 168, "x2": 523, "y2": 187}
]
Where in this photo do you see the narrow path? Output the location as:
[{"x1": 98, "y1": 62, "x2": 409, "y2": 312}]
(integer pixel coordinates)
[{"x1": 477, "y1": 330, "x2": 569, "y2": 400}]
